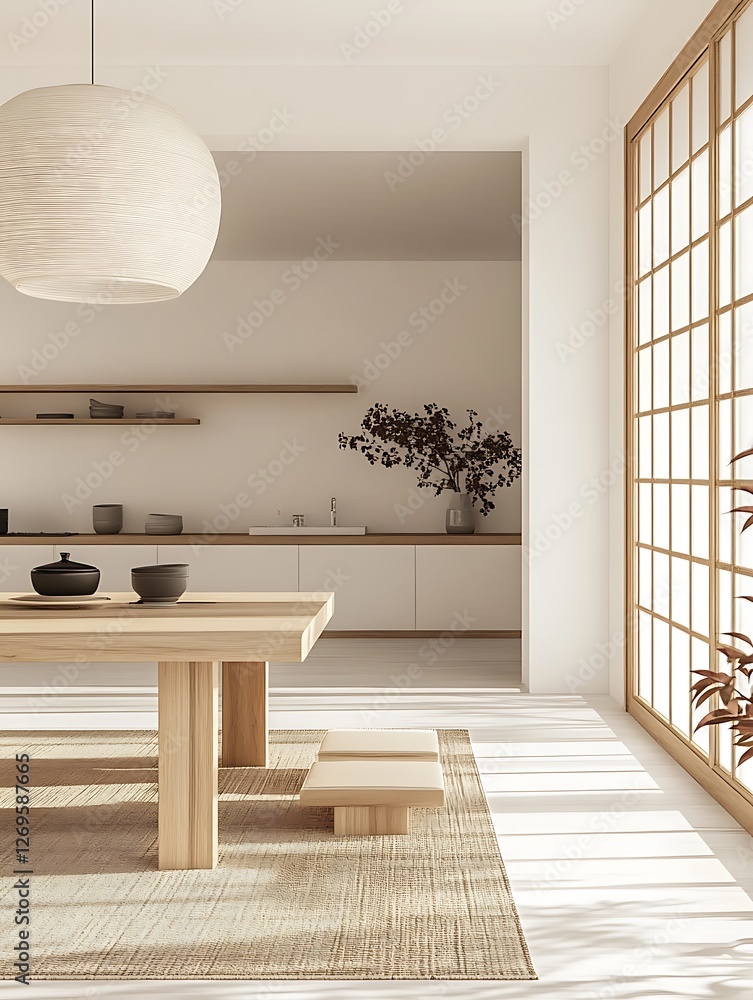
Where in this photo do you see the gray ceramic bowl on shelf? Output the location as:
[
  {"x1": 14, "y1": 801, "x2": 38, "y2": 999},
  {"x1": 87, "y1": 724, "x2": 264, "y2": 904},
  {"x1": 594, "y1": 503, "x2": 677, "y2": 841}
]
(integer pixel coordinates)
[
  {"x1": 131, "y1": 564, "x2": 189, "y2": 604},
  {"x1": 31, "y1": 551, "x2": 100, "y2": 597},
  {"x1": 93, "y1": 503, "x2": 123, "y2": 534},
  {"x1": 145, "y1": 513, "x2": 183, "y2": 535},
  {"x1": 89, "y1": 398, "x2": 124, "y2": 418}
]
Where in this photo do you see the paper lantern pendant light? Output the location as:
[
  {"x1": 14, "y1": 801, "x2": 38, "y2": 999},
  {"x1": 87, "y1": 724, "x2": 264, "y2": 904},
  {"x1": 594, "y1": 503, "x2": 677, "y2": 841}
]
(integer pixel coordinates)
[{"x1": 0, "y1": 83, "x2": 220, "y2": 304}]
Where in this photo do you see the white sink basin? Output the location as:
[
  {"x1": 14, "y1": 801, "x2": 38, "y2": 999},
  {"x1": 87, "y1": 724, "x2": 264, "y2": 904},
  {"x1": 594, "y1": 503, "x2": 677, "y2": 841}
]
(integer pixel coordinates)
[{"x1": 248, "y1": 526, "x2": 367, "y2": 535}]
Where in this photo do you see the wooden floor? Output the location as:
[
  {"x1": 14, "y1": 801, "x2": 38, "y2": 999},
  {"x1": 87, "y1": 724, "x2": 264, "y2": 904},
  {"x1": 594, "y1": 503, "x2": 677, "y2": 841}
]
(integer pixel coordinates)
[{"x1": 5, "y1": 639, "x2": 753, "y2": 999}]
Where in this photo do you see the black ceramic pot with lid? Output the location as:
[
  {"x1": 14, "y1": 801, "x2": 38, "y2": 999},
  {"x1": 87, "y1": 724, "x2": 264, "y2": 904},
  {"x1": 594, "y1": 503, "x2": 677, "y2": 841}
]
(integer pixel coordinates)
[{"x1": 30, "y1": 551, "x2": 100, "y2": 597}]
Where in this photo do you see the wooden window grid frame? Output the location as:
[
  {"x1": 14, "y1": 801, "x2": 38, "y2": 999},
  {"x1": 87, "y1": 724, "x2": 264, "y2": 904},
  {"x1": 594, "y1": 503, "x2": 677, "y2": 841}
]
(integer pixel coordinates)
[{"x1": 626, "y1": 0, "x2": 753, "y2": 835}]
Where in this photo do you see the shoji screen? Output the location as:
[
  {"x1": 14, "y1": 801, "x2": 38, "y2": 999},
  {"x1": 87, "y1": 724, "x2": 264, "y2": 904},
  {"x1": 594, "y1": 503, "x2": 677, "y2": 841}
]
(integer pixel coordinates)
[
  {"x1": 628, "y1": 0, "x2": 753, "y2": 828},
  {"x1": 717, "y1": 5, "x2": 753, "y2": 792},
  {"x1": 633, "y1": 59, "x2": 713, "y2": 753}
]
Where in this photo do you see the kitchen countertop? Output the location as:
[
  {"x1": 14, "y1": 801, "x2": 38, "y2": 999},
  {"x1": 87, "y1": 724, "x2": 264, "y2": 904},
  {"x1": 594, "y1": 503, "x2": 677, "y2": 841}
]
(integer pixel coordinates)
[{"x1": 0, "y1": 532, "x2": 522, "y2": 546}]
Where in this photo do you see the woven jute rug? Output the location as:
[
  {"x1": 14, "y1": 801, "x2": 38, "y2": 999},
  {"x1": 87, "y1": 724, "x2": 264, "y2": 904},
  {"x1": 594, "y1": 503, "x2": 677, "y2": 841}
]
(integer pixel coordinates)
[{"x1": 0, "y1": 728, "x2": 535, "y2": 981}]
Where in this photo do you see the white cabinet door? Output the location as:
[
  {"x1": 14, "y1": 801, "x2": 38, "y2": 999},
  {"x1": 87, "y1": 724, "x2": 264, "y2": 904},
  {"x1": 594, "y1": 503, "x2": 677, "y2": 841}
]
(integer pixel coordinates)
[
  {"x1": 54, "y1": 545, "x2": 158, "y2": 591},
  {"x1": 298, "y1": 545, "x2": 415, "y2": 630},
  {"x1": 0, "y1": 545, "x2": 53, "y2": 592},
  {"x1": 159, "y1": 545, "x2": 299, "y2": 592},
  {"x1": 416, "y1": 546, "x2": 521, "y2": 631}
]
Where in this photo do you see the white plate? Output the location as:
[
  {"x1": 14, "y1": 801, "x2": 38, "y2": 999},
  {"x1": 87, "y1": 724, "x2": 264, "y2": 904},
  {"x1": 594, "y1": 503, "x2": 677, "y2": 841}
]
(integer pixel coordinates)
[{"x1": 8, "y1": 594, "x2": 112, "y2": 609}]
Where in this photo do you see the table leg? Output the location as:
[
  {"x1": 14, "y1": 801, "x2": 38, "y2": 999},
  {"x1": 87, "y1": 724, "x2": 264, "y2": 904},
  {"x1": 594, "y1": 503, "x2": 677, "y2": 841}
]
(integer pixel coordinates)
[
  {"x1": 221, "y1": 661, "x2": 269, "y2": 767},
  {"x1": 158, "y1": 661, "x2": 218, "y2": 871}
]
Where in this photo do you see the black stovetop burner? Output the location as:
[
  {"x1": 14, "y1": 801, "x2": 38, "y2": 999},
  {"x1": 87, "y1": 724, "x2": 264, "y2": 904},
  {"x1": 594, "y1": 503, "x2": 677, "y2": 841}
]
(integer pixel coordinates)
[{"x1": 3, "y1": 532, "x2": 80, "y2": 537}]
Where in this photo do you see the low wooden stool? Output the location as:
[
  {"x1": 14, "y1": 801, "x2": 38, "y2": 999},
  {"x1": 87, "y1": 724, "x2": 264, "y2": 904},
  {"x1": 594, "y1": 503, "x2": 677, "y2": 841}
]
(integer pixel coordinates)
[
  {"x1": 316, "y1": 728, "x2": 440, "y2": 762},
  {"x1": 299, "y1": 760, "x2": 445, "y2": 835}
]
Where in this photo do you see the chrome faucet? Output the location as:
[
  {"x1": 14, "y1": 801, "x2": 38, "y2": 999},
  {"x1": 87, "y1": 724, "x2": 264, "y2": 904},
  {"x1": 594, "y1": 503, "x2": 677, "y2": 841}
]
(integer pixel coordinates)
[{"x1": 330, "y1": 497, "x2": 337, "y2": 527}]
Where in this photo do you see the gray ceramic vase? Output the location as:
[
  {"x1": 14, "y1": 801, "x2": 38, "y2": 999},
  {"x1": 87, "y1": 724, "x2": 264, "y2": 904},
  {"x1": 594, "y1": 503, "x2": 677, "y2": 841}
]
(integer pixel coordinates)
[
  {"x1": 446, "y1": 492, "x2": 476, "y2": 535},
  {"x1": 93, "y1": 504, "x2": 123, "y2": 534}
]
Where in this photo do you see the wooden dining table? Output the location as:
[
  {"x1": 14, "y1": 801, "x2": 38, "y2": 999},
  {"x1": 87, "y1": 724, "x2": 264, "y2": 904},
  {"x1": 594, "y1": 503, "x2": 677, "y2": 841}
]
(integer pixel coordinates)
[{"x1": 0, "y1": 591, "x2": 334, "y2": 871}]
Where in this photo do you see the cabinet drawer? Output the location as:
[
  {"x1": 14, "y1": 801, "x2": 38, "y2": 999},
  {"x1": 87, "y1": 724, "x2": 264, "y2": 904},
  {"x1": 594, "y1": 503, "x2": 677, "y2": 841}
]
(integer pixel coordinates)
[
  {"x1": 299, "y1": 545, "x2": 415, "y2": 630},
  {"x1": 0, "y1": 545, "x2": 53, "y2": 592},
  {"x1": 416, "y1": 546, "x2": 520, "y2": 631},
  {"x1": 159, "y1": 545, "x2": 298, "y2": 592}
]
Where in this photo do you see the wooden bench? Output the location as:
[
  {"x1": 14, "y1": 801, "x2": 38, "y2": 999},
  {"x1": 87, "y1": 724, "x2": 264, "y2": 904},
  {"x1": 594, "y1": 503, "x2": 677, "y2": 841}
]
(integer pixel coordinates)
[
  {"x1": 316, "y1": 728, "x2": 440, "y2": 762},
  {"x1": 299, "y1": 760, "x2": 445, "y2": 835}
]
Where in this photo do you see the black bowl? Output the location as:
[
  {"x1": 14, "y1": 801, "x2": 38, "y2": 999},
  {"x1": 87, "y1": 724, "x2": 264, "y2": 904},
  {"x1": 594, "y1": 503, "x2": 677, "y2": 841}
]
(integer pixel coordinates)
[
  {"x1": 31, "y1": 551, "x2": 100, "y2": 597},
  {"x1": 31, "y1": 567, "x2": 100, "y2": 597},
  {"x1": 131, "y1": 563, "x2": 189, "y2": 575},
  {"x1": 131, "y1": 565, "x2": 189, "y2": 603}
]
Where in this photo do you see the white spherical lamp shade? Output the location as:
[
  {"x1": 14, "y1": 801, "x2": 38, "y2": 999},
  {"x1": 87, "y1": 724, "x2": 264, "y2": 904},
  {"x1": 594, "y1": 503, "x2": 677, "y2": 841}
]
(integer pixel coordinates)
[{"x1": 0, "y1": 84, "x2": 221, "y2": 303}]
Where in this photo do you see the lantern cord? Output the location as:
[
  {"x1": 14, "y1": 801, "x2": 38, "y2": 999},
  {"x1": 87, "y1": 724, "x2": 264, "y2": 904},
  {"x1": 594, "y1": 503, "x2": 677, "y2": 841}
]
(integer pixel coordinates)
[{"x1": 91, "y1": 0, "x2": 95, "y2": 85}]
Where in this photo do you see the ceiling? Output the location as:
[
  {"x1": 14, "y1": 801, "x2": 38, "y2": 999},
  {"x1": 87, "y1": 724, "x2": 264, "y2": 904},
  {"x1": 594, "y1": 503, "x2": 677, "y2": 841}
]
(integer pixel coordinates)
[
  {"x1": 211, "y1": 152, "x2": 522, "y2": 261},
  {"x1": 0, "y1": 1, "x2": 643, "y2": 260},
  {"x1": 1, "y1": 0, "x2": 654, "y2": 68}
]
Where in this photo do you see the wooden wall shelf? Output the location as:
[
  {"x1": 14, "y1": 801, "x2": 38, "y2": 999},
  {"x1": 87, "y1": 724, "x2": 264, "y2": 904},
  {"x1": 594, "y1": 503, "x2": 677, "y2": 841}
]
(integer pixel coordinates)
[
  {"x1": 0, "y1": 418, "x2": 200, "y2": 426},
  {"x1": 0, "y1": 532, "x2": 522, "y2": 546},
  {"x1": 0, "y1": 384, "x2": 357, "y2": 394},
  {"x1": 0, "y1": 386, "x2": 354, "y2": 423}
]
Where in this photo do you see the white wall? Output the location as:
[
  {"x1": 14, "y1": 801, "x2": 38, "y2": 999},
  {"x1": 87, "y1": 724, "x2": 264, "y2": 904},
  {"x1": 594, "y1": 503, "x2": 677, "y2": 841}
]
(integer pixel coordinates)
[
  {"x1": 1, "y1": 260, "x2": 521, "y2": 534},
  {"x1": 1, "y1": 61, "x2": 612, "y2": 693},
  {"x1": 608, "y1": 0, "x2": 718, "y2": 702},
  {"x1": 183, "y1": 62, "x2": 614, "y2": 694}
]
